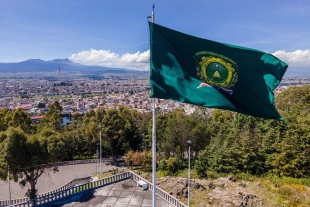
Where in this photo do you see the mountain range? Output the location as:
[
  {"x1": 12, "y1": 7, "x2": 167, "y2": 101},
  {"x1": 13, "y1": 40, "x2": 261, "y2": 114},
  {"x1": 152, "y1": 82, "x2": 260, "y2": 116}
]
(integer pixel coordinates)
[
  {"x1": 0, "y1": 58, "x2": 146, "y2": 75},
  {"x1": 0, "y1": 58, "x2": 309, "y2": 78}
]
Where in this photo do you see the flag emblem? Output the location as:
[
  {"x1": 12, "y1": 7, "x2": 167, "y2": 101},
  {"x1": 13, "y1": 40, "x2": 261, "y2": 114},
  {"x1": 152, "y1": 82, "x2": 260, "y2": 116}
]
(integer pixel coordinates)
[{"x1": 196, "y1": 52, "x2": 239, "y2": 95}]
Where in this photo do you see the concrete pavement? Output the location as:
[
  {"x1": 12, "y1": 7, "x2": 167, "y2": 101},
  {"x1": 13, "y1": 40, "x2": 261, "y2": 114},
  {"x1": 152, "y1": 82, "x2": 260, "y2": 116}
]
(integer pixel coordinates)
[
  {"x1": 0, "y1": 162, "x2": 118, "y2": 200},
  {"x1": 44, "y1": 179, "x2": 170, "y2": 207}
]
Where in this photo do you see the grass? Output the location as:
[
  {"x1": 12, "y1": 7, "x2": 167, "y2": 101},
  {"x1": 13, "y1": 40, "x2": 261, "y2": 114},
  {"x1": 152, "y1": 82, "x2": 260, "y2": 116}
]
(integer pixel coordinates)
[
  {"x1": 91, "y1": 166, "x2": 310, "y2": 206},
  {"x1": 140, "y1": 168, "x2": 310, "y2": 207}
]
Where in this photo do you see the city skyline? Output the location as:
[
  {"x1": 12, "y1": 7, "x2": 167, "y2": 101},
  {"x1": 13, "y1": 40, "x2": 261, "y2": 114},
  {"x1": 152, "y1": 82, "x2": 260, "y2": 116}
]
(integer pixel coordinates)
[{"x1": 0, "y1": 0, "x2": 310, "y2": 71}]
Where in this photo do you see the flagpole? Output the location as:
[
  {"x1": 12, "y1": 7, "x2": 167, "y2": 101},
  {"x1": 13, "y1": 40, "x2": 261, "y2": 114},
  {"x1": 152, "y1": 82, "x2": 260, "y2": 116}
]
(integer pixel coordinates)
[{"x1": 148, "y1": 4, "x2": 156, "y2": 207}]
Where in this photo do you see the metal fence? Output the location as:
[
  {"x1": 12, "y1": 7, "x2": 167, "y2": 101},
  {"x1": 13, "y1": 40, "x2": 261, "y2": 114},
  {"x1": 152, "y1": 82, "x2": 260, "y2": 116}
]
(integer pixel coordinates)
[
  {"x1": 5, "y1": 171, "x2": 131, "y2": 207},
  {"x1": 2, "y1": 171, "x2": 186, "y2": 207},
  {"x1": 0, "y1": 175, "x2": 92, "y2": 207},
  {"x1": 131, "y1": 173, "x2": 187, "y2": 207}
]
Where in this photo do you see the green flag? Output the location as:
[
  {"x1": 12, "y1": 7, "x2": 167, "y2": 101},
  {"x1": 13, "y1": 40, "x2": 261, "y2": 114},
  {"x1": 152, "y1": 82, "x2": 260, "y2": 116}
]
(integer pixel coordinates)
[{"x1": 149, "y1": 22, "x2": 288, "y2": 120}]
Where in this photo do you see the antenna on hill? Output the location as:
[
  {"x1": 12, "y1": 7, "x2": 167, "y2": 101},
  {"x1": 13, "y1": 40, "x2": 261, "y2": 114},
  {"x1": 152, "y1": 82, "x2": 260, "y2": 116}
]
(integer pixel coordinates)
[{"x1": 58, "y1": 67, "x2": 61, "y2": 96}]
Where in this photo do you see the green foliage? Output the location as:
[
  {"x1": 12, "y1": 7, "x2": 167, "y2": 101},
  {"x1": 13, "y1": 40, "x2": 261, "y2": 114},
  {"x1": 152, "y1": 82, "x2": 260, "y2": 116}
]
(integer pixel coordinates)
[
  {"x1": 195, "y1": 149, "x2": 209, "y2": 178},
  {"x1": 266, "y1": 174, "x2": 310, "y2": 186},
  {"x1": 0, "y1": 127, "x2": 65, "y2": 199},
  {"x1": 37, "y1": 102, "x2": 46, "y2": 108},
  {"x1": 165, "y1": 157, "x2": 180, "y2": 175},
  {"x1": 141, "y1": 150, "x2": 152, "y2": 172},
  {"x1": 1, "y1": 85, "x2": 309, "y2": 191},
  {"x1": 0, "y1": 108, "x2": 12, "y2": 132},
  {"x1": 125, "y1": 150, "x2": 134, "y2": 167},
  {"x1": 158, "y1": 159, "x2": 167, "y2": 171},
  {"x1": 9, "y1": 108, "x2": 32, "y2": 134},
  {"x1": 39, "y1": 101, "x2": 63, "y2": 131}
]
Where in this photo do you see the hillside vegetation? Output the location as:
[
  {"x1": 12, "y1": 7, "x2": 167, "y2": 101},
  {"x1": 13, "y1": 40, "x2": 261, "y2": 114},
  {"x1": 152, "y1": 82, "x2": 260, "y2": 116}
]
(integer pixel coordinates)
[{"x1": 0, "y1": 85, "x2": 310, "y2": 203}]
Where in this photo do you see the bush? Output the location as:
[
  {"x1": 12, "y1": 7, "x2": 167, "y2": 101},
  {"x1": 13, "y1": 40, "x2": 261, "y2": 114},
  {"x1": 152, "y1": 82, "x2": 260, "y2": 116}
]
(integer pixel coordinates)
[
  {"x1": 166, "y1": 157, "x2": 179, "y2": 175},
  {"x1": 206, "y1": 171, "x2": 224, "y2": 179},
  {"x1": 159, "y1": 159, "x2": 167, "y2": 171}
]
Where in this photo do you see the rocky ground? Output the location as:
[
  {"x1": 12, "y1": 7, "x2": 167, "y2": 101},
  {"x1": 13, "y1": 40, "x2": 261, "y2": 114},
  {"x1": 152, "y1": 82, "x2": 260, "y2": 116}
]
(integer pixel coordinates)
[
  {"x1": 141, "y1": 173, "x2": 310, "y2": 207},
  {"x1": 156, "y1": 176, "x2": 264, "y2": 207}
]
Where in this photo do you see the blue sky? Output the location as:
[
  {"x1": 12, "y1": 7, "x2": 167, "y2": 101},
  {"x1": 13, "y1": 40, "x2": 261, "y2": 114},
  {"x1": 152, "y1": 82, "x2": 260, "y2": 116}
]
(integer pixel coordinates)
[{"x1": 0, "y1": 0, "x2": 309, "y2": 70}]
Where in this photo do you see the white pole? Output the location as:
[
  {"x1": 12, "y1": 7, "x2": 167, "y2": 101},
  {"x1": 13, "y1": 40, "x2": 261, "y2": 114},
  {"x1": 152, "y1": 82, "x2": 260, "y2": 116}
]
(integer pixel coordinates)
[
  {"x1": 150, "y1": 4, "x2": 156, "y2": 207},
  {"x1": 99, "y1": 125, "x2": 102, "y2": 179},
  {"x1": 152, "y1": 97, "x2": 156, "y2": 207},
  {"x1": 96, "y1": 143, "x2": 99, "y2": 175},
  {"x1": 8, "y1": 165, "x2": 11, "y2": 206},
  {"x1": 6, "y1": 139, "x2": 12, "y2": 206},
  {"x1": 187, "y1": 140, "x2": 192, "y2": 207}
]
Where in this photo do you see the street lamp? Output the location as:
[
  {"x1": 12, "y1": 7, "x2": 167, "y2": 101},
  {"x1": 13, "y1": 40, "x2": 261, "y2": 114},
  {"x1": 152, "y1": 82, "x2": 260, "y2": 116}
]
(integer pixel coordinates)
[
  {"x1": 187, "y1": 140, "x2": 192, "y2": 207},
  {"x1": 8, "y1": 165, "x2": 11, "y2": 206},
  {"x1": 96, "y1": 143, "x2": 99, "y2": 175},
  {"x1": 99, "y1": 125, "x2": 103, "y2": 179},
  {"x1": 5, "y1": 139, "x2": 12, "y2": 206}
]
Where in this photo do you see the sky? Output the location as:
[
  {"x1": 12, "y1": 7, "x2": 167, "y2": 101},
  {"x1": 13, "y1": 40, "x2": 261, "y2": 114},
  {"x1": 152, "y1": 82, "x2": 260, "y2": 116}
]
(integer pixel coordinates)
[{"x1": 0, "y1": 0, "x2": 310, "y2": 71}]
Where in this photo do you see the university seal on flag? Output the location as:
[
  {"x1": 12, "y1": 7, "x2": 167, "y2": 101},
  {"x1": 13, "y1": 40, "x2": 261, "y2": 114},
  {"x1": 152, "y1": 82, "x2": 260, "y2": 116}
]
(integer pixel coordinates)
[{"x1": 195, "y1": 51, "x2": 239, "y2": 95}]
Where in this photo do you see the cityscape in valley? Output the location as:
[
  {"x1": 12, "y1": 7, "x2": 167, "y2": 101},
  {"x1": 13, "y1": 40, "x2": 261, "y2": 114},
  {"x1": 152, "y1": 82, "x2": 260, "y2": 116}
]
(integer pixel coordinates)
[
  {"x1": 0, "y1": 69, "x2": 197, "y2": 120},
  {"x1": 0, "y1": 64, "x2": 309, "y2": 120},
  {"x1": 1, "y1": 1, "x2": 310, "y2": 206}
]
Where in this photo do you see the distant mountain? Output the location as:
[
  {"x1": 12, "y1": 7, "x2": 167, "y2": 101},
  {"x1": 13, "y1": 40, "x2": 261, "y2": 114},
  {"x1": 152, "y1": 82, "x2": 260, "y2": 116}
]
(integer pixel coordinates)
[
  {"x1": 0, "y1": 58, "x2": 146, "y2": 75},
  {"x1": 284, "y1": 67, "x2": 310, "y2": 78}
]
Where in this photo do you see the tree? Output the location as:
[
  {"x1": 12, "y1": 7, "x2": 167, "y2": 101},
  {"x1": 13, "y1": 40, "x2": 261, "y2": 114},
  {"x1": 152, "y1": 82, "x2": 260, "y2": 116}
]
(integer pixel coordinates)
[
  {"x1": 37, "y1": 102, "x2": 46, "y2": 108},
  {"x1": 9, "y1": 108, "x2": 32, "y2": 134},
  {"x1": 125, "y1": 150, "x2": 134, "y2": 168},
  {"x1": 0, "y1": 108, "x2": 12, "y2": 132},
  {"x1": 39, "y1": 101, "x2": 63, "y2": 131},
  {"x1": 166, "y1": 157, "x2": 180, "y2": 175},
  {"x1": 102, "y1": 108, "x2": 126, "y2": 160},
  {"x1": 272, "y1": 85, "x2": 310, "y2": 177},
  {"x1": 0, "y1": 127, "x2": 65, "y2": 200},
  {"x1": 195, "y1": 149, "x2": 209, "y2": 178}
]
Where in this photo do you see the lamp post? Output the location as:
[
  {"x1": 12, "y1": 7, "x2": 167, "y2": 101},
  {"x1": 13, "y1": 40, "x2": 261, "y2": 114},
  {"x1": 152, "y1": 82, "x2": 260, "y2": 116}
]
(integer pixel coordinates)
[
  {"x1": 96, "y1": 143, "x2": 99, "y2": 175},
  {"x1": 5, "y1": 139, "x2": 12, "y2": 206},
  {"x1": 99, "y1": 125, "x2": 103, "y2": 179},
  {"x1": 187, "y1": 140, "x2": 192, "y2": 207},
  {"x1": 8, "y1": 165, "x2": 11, "y2": 206}
]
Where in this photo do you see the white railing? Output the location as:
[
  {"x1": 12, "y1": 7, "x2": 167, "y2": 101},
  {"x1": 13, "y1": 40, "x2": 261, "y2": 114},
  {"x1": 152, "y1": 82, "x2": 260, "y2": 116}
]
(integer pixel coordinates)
[
  {"x1": 0, "y1": 175, "x2": 92, "y2": 207},
  {"x1": 3, "y1": 171, "x2": 186, "y2": 207},
  {"x1": 0, "y1": 159, "x2": 109, "y2": 207},
  {"x1": 56, "y1": 159, "x2": 102, "y2": 166},
  {"x1": 131, "y1": 172, "x2": 187, "y2": 207},
  {"x1": 7, "y1": 171, "x2": 131, "y2": 207}
]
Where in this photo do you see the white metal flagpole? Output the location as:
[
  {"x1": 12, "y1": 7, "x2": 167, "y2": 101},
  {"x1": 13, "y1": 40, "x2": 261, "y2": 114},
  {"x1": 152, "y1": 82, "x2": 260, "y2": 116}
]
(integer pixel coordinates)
[{"x1": 148, "y1": 4, "x2": 156, "y2": 207}]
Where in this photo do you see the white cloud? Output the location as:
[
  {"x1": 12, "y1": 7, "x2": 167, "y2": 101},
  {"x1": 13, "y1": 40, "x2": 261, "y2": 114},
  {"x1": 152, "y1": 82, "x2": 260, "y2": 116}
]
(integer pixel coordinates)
[
  {"x1": 70, "y1": 48, "x2": 310, "y2": 70},
  {"x1": 69, "y1": 49, "x2": 150, "y2": 71},
  {"x1": 272, "y1": 49, "x2": 310, "y2": 67}
]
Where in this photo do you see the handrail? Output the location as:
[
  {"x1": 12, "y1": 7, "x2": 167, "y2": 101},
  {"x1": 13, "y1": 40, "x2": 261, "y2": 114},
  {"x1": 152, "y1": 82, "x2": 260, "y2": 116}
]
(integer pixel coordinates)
[
  {"x1": 131, "y1": 172, "x2": 187, "y2": 207},
  {"x1": 0, "y1": 175, "x2": 91, "y2": 207},
  {"x1": 0, "y1": 158, "x2": 103, "y2": 206},
  {"x1": 3, "y1": 171, "x2": 186, "y2": 207}
]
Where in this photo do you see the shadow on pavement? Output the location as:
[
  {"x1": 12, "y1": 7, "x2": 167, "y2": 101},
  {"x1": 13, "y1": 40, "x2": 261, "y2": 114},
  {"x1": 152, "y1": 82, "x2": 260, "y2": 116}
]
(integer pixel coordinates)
[{"x1": 41, "y1": 189, "x2": 96, "y2": 207}]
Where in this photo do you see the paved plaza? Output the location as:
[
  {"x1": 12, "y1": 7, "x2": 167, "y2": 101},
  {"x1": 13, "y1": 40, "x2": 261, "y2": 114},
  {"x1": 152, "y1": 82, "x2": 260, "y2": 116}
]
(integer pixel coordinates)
[
  {"x1": 0, "y1": 162, "x2": 117, "y2": 200},
  {"x1": 45, "y1": 179, "x2": 170, "y2": 207}
]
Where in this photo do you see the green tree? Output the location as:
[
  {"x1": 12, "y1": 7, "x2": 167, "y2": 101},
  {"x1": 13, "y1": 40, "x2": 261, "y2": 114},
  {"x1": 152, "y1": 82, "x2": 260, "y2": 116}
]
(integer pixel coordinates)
[
  {"x1": 166, "y1": 157, "x2": 180, "y2": 175},
  {"x1": 125, "y1": 150, "x2": 134, "y2": 168},
  {"x1": 195, "y1": 149, "x2": 209, "y2": 178},
  {"x1": 0, "y1": 127, "x2": 65, "y2": 200},
  {"x1": 9, "y1": 108, "x2": 32, "y2": 134},
  {"x1": 37, "y1": 102, "x2": 46, "y2": 108},
  {"x1": 39, "y1": 101, "x2": 63, "y2": 131},
  {"x1": 0, "y1": 108, "x2": 12, "y2": 132},
  {"x1": 102, "y1": 108, "x2": 126, "y2": 160},
  {"x1": 272, "y1": 85, "x2": 310, "y2": 177}
]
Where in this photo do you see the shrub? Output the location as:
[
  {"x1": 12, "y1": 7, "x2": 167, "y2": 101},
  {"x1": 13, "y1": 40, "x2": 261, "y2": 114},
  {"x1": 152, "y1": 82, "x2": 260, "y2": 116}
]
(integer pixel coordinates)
[{"x1": 159, "y1": 159, "x2": 167, "y2": 171}]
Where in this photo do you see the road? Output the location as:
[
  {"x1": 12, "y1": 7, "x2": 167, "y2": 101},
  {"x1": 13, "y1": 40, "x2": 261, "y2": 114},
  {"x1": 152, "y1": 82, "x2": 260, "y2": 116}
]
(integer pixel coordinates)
[{"x1": 0, "y1": 162, "x2": 118, "y2": 201}]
